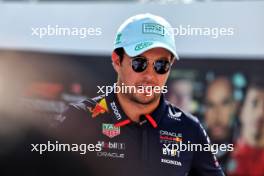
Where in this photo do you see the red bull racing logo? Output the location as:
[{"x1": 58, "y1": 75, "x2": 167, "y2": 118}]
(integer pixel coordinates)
[
  {"x1": 88, "y1": 98, "x2": 108, "y2": 118},
  {"x1": 159, "y1": 130, "x2": 182, "y2": 143}
]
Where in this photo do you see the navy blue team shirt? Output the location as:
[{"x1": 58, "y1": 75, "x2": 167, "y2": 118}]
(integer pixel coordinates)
[{"x1": 58, "y1": 91, "x2": 225, "y2": 176}]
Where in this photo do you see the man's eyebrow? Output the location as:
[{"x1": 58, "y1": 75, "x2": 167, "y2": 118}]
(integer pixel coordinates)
[
  {"x1": 135, "y1": 54, "x2": 172, "y2": 61},
  {"x1": 137, "y1": 54, "x2": 145, "y2": 57},
  {"x1": 159, "y1": 57, "x2": 172, "y2": 62},
  {"x1": 205, "y1": 100, "x2": 215, "y2": 106}
]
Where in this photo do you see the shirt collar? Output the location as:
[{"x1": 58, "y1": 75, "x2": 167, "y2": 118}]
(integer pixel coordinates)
[{"x1": 105, "y1": 91, "x2": 166, "y2": 128}]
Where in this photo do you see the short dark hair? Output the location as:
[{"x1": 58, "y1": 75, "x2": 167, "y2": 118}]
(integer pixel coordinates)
[
  {"x1": 248, "y1": 75, "x2": 264, "y2": 91},
  {"x1": 240, "y1": 75, "x2": 264, "y2": 108},
  {"x1": 114, "y1": 47, "x2": 125, "y2": 63},
  {"x1": 114, "y1": 47, "x2": 175, "y2": 63}
]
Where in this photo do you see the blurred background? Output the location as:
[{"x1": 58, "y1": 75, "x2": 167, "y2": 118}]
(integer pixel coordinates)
[{"x1": 0, "y1": 0, "x2": 264, "y2": 175}]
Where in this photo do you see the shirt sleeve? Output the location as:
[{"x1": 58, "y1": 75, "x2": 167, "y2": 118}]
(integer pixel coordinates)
[
  {"x1": 189, "y1": 123, "x2": 225, "y2": 176},
  {"x1": 54, "y1": 103, "x2": 91, "y2": 142}
]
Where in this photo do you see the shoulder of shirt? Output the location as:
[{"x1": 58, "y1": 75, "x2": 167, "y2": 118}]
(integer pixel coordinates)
[
  {"x1": 165, "y1": 102, "x2": 208, "y2": 140},
  {"x1": 68, "y1": 94, "x2": 106, "y2": 112},
  {"x1": 165, "y1": 100, "x2": 200, "y2": 125},
  {"x1": 55, "y1": 95, "x2": 106, "y2": 124},
  {"x1": 54, "y1": 94, "x2": 105, "y2": 127}
]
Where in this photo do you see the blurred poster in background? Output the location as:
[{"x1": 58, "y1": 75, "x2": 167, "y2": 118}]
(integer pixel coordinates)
[
  {"x1": 1, "y1": 1, "x2": 264, "y2": 175},
  {"x1": 1, "y1": 49, "x2": 263, "y2": 175}
]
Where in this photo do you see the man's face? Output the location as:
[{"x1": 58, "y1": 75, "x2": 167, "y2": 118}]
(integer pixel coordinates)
[
  {"x1": 168, "y1": 80, "x2": 193, "y2": 113},
  {"x1": 205, "y1": 78, "x2": 235, "y2": 142},
  {"x1": 241, "y1": 88, "x2": 264, "y2": 147},
  {"x1": 114, "y1": 47, "x2": 172, "y2": 105}
]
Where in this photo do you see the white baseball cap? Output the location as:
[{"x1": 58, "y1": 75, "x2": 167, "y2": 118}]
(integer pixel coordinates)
[{"x1": 114, "y1": 13, "x2": 179, "y2": 60}]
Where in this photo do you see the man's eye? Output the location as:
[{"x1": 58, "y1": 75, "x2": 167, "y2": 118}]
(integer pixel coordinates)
[
  {"x1": 252, "y1": 99, "x2": 259, "y2": 108},
  {"x1": 222, "y1": 98, "x2": 232, "y2": 106},
  {"x1": 206, "y1": 102, "x2": 214, "y2": 108}
]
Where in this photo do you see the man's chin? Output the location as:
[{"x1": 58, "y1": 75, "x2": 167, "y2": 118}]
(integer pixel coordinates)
[
  {"x1": 254, "y1": 129, "x2": 264, "y2": 145},
  {"x1": 208, "y1": 128, "x2": 228, "y2": 142},
  {"x1": 131, "y1": 93, "x2": 159, "y2": 105}
]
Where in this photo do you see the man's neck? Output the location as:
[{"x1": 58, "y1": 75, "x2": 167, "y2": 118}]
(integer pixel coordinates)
[{"x1": 116, "y1": 93, "x2": 160, "y2": 123}]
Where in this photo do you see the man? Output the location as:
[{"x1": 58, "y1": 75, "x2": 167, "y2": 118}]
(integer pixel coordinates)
[
  {"x1": 204, "y1": 77, "x2": 237, "y2": 171},
  {"x1": 57, "y1": 13, "x2": 224, "y2": 176},
  {"x1": 168, "y1": 78, "x2": 194, "y2": 113},
  {"x1": 227, "y1": 77, "x2": 264, "y2": 176}
]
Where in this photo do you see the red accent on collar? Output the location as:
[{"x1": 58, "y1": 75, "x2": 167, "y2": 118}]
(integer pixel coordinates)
[
  {"x1": 114, "y1": 119, "x2": 131, "y2": 127},
  {"x1": 114, "y1": 115, "x2": 158, "y2": 128},
  {"x1": 145, "y1": 114, "x2": 158, "y2": 128}
]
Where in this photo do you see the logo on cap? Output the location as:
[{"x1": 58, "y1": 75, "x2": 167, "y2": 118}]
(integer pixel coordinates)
[
  {"x1": 115, "y1": 33, "x2": 122, "y2": 45},
  {"x1": 143, "y1": 23, "x2": 165, "y2": 36},
  {"x1": 134, "y1": 41, "x2": 153, "y2": 51}
]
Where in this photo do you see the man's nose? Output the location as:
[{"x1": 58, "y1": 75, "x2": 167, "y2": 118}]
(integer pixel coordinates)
[
  {"x1": 255, "y1": 101, "x2": 264, "y2": 121},
  {"x1": 214, "y1": 105, "x2": 222, "y2": 120},
  {"x1": 142, "y1": 64, "x2": 155, "y2": 80},
  {"x1": 259, "y1": 102, "x2": 264, "y2": 119}
]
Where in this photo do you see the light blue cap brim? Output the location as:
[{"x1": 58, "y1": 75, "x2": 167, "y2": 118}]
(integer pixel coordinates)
[{"x1": 123, "y1": 41, "x2": 179, "y2": 60}]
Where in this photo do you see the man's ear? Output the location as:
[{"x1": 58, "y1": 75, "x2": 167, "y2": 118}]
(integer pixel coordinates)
[
  {"x1": 112, "y1": 51, "x2": 121, "y2": 73},
  {"x1": 171, "y1": 57, "x2": 176, "y2": 65}
]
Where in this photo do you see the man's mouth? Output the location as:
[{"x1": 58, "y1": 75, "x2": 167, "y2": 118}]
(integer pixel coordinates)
[
  {"x1": 137, "y1": 85, "x2": 154, "y2": 91},
  {"x1": 136, "y1": 82, "x2": 156, "y2": 87},
  {"x1": 256, "y1": 118, "x2": 264, "y2": 130},
  {"x1": 211, "y1": 124, "x2": 226, "y2": 135}
]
